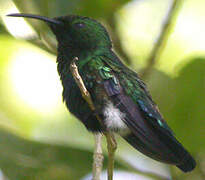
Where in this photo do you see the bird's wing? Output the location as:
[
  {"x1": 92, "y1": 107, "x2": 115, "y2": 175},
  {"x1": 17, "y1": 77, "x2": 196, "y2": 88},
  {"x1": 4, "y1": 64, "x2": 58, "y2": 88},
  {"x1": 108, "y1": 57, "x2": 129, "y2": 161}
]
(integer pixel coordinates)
[
  {"x1": 84, "y1": 54, "x2": 174, "y2": 138},
  {"x1": 96, "y1": 55, "x2": 195, "y2": 166},
  {"x1": 80, "y1": 52, "x2": 195, "y2": 170},
  {"x1": 84, "y1": 54, "x2": 172, "y2": 134},
  {"x1": 100, "y1": 55, "x2": 173, "y2": 134}
]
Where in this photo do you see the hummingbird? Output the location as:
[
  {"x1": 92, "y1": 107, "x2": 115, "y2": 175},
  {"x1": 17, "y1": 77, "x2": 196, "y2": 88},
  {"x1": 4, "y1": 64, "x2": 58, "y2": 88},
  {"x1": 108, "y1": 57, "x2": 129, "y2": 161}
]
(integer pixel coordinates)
[{"x1": 8, "y1": 13, "x2": 196, "y2": 172}]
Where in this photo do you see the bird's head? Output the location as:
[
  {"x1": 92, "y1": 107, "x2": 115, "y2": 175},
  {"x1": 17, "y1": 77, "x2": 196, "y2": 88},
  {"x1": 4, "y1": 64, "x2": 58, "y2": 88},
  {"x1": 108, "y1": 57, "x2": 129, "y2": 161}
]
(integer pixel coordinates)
[{"x1": 7, "y1": 13, "x2": 112, "y2": 51}]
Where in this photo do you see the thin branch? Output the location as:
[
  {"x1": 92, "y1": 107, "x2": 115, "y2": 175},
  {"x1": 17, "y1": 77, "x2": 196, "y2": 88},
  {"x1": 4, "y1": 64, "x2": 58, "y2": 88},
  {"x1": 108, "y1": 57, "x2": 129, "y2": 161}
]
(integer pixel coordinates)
[
  {"x1": 92, "y1": 133, "x2": 104, "y2": 180},
  {"x1": 140, "y1": 0, "x2": 183, "y2": 79},
  {"x1": 70, "y1": 57, "x2": 117, "y2": 180},
  {"x1": 70, "y1": 57, "x2": 95, "y2": 111},
  {"x1": 105, "y1": 132, "x2": 117, "y2": 180}
]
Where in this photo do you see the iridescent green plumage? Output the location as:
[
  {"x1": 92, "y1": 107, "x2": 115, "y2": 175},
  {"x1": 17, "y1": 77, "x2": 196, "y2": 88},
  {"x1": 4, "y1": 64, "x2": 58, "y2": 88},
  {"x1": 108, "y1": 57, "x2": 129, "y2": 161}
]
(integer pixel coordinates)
[{"x1": 8, "y1": 13, "x2": 196, "y2": 172}]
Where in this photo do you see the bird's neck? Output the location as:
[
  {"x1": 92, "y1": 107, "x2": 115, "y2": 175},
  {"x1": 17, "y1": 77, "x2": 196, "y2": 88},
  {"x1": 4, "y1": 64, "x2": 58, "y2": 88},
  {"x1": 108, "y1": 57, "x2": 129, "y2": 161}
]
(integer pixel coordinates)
[{"x1": 56, "y1": 45, "x2": 111, "y2": 78}]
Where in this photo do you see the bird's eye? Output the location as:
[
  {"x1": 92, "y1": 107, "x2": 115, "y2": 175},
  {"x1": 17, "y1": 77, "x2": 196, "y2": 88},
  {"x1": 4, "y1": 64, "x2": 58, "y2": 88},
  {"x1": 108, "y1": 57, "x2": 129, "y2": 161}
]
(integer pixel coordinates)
[{"x1": 74, "y1": 23, "x2": 85, "y2": 28}]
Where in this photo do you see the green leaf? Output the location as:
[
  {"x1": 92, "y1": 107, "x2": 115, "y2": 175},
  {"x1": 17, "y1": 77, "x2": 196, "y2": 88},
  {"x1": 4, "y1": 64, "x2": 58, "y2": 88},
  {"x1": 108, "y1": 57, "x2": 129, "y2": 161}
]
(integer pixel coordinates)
[{"x1": 170, "y1": 57, "x2": 205, "y2": 152}]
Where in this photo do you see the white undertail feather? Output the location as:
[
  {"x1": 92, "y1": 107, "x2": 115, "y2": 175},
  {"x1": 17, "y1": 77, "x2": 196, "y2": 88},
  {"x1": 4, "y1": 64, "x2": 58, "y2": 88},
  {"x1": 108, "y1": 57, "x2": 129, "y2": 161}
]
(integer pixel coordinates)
[{"x1": 103, "y1": 102, "x2": 129, "y2": 133}]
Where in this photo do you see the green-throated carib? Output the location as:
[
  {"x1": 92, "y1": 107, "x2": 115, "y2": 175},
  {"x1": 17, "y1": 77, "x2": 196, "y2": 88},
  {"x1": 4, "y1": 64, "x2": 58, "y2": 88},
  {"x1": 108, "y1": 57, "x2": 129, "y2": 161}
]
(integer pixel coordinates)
[{"x1": 8, "y1": 13, "x2": 196, "y2": 172}]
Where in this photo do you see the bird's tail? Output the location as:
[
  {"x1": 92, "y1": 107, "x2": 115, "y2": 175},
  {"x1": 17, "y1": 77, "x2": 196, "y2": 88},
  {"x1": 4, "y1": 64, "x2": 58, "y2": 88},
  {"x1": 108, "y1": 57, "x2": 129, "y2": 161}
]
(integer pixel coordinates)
[
  {"x1": 122, "y1": 133, "x2": 196, "y2": 172},
  {"x1": 176, "y1": 153, "x2": 196, "y2": 172}
]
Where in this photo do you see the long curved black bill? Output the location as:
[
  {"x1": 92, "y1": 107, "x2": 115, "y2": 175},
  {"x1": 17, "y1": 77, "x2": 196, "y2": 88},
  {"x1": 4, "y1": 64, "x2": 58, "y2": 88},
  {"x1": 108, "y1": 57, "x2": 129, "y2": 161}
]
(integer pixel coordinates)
[{"x1": 7, "y1": 13, "x2": 62, "y2": 25}]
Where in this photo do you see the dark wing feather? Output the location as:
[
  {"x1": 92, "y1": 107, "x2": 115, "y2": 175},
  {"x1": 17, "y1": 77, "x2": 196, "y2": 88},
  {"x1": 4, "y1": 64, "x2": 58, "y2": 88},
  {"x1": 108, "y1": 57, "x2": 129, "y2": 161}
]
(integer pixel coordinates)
[{"x1": 100, "y1": 54, "x2": 196, "y2": 171}]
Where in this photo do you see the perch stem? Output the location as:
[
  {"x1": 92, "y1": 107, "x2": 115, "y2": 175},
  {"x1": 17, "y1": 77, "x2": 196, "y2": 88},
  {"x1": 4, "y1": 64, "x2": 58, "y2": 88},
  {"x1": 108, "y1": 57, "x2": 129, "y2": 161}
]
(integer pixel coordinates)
[
  {"x1": 92, "y1": 133, "x2": 104, "y2": 180},
  {"x1": 70, "y1": 57, "x2": 117, "y2": 180},
  {"x1": 105, "y1": 132, "x2": 117, "y2": 180}
]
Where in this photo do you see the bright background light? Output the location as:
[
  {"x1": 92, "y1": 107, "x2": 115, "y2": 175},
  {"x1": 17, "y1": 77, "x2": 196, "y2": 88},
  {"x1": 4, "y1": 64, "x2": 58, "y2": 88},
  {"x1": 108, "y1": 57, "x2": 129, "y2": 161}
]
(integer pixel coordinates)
[
  {"x1": 0, "y1": 0, "x2": 36, "y2": 39},
  {"x1": 118, "y1": 0, "x2": 205, "y2": 76},
  {"x1": 9, "y1": 48, "x2": 63, "y2": 113}
]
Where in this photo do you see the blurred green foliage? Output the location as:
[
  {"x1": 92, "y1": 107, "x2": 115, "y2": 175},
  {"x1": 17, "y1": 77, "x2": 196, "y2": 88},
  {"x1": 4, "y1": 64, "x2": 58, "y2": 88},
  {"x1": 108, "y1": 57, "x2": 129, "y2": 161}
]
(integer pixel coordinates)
[
  {"x1": 0, "y1": 0, "x2": 205, "y2": 180},
  {"x1": 0, "y1": 128, "x2": 125, "y2": 180}
]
